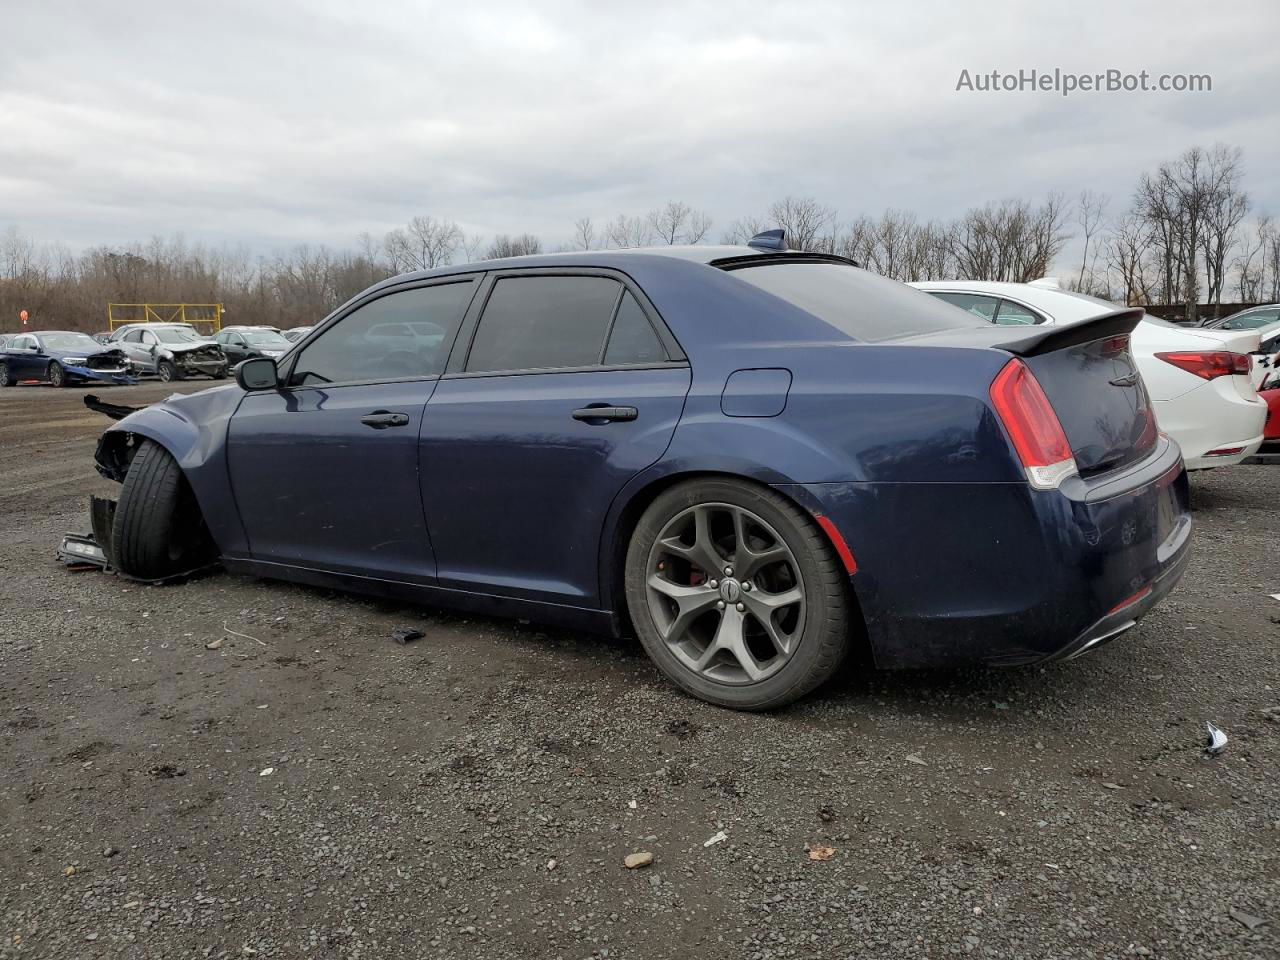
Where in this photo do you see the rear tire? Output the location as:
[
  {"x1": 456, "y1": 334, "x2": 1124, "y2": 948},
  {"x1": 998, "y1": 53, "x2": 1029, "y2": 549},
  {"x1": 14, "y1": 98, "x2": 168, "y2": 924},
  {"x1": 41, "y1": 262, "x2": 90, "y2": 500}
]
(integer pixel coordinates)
[
  {"x1": 112, "y1": 440, "x2": 216, "y2": 580},
  {"x1": 624, "y1": 478, "x2": 852, "y2": 711},
  {"x1": 48, "y1": 362, "x2": 67, "y2": 388},
  {"x1": 0, "y1": 361, "x2": 13, "y2": 387},
  {"x1": 157, "y1": 360, "x2": 181, "y2": 382}
]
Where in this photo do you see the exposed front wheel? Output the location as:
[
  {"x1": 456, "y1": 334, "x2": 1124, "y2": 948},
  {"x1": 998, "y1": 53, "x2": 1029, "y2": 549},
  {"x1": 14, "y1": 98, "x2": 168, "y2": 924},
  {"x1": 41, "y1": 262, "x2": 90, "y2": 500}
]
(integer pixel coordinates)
[
  {"x1": 625, "y1": 478, "x2": 852, "y2": 711},
  {"x1": 47, "y1": 362, "x2": 67, "y2": 388},
  {"x1": 157, "y1": 360, "x2": 181, "y2": 382},
  {"x1": 112, "y1": 439, "x2": 217, "y2": 580}
]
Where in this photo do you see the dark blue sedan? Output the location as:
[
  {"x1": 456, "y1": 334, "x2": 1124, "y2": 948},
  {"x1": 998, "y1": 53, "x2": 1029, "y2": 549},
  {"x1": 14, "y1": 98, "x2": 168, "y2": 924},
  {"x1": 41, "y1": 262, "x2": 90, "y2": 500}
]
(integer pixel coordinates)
[
  {"x1": 1, "y1": 331, "x2": 136, "y2": 387},
  {"x1": 91, "y1": 234, "x2": 1191, "y2": 709}
]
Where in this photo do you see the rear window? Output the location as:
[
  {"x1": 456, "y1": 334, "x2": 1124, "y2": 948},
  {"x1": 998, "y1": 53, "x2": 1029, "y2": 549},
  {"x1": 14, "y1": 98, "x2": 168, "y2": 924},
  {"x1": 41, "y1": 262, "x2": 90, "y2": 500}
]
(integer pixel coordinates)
[{"x1": 725, "y1": 261, "x2": 981, "y2": 342}]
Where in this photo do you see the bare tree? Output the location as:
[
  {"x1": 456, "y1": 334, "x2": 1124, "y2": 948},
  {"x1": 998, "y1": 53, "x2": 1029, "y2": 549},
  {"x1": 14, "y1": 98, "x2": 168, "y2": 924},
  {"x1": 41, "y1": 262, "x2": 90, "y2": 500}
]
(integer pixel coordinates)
[
  {"x1": 1198, "y1": 148, "x2": 1249, "y2": 317},
  {"x1": 571, "y1": 217, "x2": 596, "y2": 251},
  {"x1": 720, "y1": 216, "x2": 768, "y2": 245},
  {"x1": 1074, "y1": 190, "x2": 1109, "y2": 294},
  {"x1": 605, "y1": 214, "x2": 653, "y2": 249},
  {"x1": 767, "y1": 196, "x2": 837, "y2": 252},
  {"x1": 383, "y1": 215, "x2": 463, "y2": 272},
  {"x1": 484, "y1": 233, "x2": 543, "y2": 259},
  {"x1": 646, "y1": 201, "x2": 712, "y2": 245},
  {"x1": 1105, "y1": 211, "x2": 1155, "y2": 305}
]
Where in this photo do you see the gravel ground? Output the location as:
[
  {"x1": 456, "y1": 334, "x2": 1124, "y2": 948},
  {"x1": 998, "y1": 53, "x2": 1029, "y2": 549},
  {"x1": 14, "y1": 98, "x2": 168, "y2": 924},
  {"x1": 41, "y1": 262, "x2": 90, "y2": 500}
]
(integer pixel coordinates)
[{"x1": 1, "y1": 381, "x2": 1277, "y2": 960}]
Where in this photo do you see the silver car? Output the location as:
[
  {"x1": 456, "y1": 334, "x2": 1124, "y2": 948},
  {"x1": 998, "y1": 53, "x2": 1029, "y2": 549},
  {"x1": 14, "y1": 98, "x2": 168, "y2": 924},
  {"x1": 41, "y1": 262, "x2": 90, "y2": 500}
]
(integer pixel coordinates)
[{"x1": 111, "y1": 324, "x2": 228, "y2": 381}]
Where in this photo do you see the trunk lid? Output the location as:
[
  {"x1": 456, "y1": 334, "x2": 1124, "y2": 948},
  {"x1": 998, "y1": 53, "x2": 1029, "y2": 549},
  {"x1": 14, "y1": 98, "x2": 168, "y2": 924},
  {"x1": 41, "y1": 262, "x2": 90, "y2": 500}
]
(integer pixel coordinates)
[{"x1": 899, "y1": 308, "x2": 1157, "y2": 477}]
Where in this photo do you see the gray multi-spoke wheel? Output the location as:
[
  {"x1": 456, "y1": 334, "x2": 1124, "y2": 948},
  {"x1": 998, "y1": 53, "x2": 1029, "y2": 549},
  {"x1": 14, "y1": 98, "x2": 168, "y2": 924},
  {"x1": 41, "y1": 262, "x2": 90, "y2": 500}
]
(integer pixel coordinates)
[
  {"x1": 626, "y1": 478, "x2": 853, "y2": 711},
  {"x1": 47, "y1": 362, "x2": 67, "y2": 388},
  {"x1": 646, "y1": 503, "x2": 805, "y2": 684}
]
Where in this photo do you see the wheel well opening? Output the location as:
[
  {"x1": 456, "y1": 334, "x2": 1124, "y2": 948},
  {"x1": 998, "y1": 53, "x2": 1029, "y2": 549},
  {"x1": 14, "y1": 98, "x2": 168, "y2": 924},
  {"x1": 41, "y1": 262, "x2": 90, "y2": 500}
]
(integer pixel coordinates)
[{"x1": 605, "y1": 471, "x2": 867, "y2": 642}]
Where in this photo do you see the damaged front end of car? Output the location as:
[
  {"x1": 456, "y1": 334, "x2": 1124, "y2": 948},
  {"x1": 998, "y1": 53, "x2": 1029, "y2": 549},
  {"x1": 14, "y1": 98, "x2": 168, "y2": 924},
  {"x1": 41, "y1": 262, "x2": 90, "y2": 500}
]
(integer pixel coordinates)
[
  {"x1": 166, "y1": 342, "x2": 228, "y2": 379},
  {"x1": 63, "y1": 348, "x2": 138, "y2": 385},
  {"x1": 59, "y1": 394, "x2": 229, "y2": 583}
]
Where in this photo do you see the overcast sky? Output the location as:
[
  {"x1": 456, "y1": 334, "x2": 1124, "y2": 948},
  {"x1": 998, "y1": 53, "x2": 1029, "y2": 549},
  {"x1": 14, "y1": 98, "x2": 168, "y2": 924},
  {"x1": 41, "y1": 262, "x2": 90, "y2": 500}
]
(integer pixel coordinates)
[{"x1": 3, "y1": 0, "x2": 1278, "y2": 264}]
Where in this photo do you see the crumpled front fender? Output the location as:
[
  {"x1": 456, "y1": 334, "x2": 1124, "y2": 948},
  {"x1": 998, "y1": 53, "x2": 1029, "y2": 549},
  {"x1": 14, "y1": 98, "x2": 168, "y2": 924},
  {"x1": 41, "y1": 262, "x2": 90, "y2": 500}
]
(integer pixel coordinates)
[{"x1": 95, "y1": 384, "x2": 249, "y2": 555}]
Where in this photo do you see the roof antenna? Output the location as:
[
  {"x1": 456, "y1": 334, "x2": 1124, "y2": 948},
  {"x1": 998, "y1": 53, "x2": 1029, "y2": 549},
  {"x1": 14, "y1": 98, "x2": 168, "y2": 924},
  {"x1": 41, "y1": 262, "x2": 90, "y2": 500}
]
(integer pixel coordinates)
[{"x1": 747, "y1": 229, "x2": 787, "y2": 252}]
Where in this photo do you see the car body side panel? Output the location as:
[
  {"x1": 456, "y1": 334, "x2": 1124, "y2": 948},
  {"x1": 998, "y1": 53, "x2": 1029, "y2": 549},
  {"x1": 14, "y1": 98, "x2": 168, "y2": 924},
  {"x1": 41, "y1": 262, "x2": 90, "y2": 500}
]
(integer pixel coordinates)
[{"x1": 420, "y1": 366, "x2": 691, "y2": 606}]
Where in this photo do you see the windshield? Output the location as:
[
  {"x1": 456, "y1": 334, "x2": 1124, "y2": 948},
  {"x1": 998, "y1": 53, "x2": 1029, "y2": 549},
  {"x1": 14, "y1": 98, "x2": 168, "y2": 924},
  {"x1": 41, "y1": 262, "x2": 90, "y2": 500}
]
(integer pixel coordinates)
[
  {"x1": 243, "y1": 331, "x2": 291, "y2": 347},
  {"x1": 154, "y1": 327, "x2": 204, "y2": 343},
  {"x1": 41, "y1": 334, "x2": 102, "y2": 353},
  {"x1": 726, "y1": 261, "x2": 981, "y2": 342}
]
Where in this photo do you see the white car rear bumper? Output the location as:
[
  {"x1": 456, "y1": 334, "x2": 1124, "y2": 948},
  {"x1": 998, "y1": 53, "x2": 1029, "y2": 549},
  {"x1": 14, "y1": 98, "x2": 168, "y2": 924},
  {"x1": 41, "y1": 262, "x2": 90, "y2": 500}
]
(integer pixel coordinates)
[{"x1": 1153, "y1": 376, "x2": 1268, "y2": 469}]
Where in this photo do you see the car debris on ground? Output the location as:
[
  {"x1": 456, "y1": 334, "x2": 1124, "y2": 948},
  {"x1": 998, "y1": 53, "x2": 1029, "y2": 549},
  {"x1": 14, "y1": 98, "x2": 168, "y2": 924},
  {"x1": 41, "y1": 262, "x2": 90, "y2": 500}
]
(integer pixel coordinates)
[{"x1": 1204, "y1": 721, "x2": 1229, "y2": 755}]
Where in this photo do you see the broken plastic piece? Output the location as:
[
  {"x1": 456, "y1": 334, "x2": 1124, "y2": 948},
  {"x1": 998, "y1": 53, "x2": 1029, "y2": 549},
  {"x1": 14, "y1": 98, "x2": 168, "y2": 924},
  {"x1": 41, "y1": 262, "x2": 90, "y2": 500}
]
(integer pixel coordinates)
[
  {"x1": 56, "y1": 532, "x2": 109, "y2": 570},
  {"x1": 1204, "y1": 721, "x2": 1228, "y2": 755},
  {"x1": 392, "y1": 628, "x2": 425, "y2": 645},
  {"x1": 703, "y1": 831, "x2": 728, "y2": 847},
  {"x1": 84, "y1": 394, "x2": 143, "y2": 421}
]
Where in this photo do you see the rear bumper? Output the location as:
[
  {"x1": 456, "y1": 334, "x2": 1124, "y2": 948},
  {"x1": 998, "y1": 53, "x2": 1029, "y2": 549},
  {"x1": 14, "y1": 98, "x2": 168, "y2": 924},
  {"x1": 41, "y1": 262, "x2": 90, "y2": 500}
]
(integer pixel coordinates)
[
  {"x1": 778, "y1": 435, "x2": 1192, "y2": 670},
  {"x1": 1154, "y1": 377, "x2": 1267, "y2": 469}
]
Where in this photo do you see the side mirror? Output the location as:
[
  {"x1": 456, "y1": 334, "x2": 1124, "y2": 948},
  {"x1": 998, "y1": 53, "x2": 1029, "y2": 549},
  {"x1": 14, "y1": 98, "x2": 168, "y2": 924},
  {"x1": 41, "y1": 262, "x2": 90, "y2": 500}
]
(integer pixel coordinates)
[{"x1": 235, "y1": 357, "x2": 279, "y2": 391}]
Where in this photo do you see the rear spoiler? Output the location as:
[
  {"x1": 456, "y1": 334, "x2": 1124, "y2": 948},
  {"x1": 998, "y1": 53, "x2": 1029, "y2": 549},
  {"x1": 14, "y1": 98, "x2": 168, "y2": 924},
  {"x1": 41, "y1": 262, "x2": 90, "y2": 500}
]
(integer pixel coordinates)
[{"x1": 993, "y1": 308, "x2": 1145, "y2": 357}]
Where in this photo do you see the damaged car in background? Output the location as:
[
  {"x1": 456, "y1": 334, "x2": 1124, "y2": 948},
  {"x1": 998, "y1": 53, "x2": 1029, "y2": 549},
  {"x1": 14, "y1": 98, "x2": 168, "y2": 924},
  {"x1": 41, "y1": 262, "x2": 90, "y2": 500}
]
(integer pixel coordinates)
[
  {"x1": 0, "y1": 331, "x2": 136, "y2": 387},
  {"x1": 77, "y1": 233, "x2": 1193, "y2": 711},
  {"x1": 109, "y1": 322, "x2": 228, "y2": 381}
]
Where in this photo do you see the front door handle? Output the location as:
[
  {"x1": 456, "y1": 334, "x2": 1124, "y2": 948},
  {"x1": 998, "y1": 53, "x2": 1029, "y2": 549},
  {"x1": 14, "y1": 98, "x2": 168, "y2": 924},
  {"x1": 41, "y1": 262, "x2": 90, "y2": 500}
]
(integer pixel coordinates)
[
  {"x1": 360, "y1": 410, "x2": 410, "y2": 429},
  {"x1": 571, "y1": 405, "x2": 638, "y2": 423}
]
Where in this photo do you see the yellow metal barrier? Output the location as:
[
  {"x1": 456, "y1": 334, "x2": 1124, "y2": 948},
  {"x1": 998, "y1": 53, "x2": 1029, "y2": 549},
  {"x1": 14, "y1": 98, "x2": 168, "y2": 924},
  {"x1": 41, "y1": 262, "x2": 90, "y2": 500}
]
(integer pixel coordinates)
[{"x1": 107, "y1": 303, "x2": 224, "y2": 333}]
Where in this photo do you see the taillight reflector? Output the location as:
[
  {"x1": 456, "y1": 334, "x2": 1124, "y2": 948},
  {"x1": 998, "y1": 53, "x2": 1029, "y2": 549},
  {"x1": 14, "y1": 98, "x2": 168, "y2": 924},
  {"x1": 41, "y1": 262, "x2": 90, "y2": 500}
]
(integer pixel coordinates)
[
  {"x1": 1107, "y1": 584, "x2": 1152, "y2": 615},
  {"x1": 1155, "y1": 351, "x2": 1250, "y2": 380},
  {"x1": 989, "y1": 359, "x2": 1078, "y2": 490},
  {"x1": 814, "y1": 515, "x2": 858, "y2": 574},
  {"x1": 1203, "y1": 446, "x2": 1245, "y2": 458}
]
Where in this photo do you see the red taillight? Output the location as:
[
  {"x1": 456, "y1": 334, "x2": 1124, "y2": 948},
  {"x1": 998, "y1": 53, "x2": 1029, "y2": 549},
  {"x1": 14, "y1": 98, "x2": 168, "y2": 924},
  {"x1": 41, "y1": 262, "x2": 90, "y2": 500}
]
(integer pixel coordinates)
[
  {"x1": 1155, "y1": 351, "x2": 1250, "y2": 380},
  {"x1": 989, "y1": 359, "x2": 1078, "y2": 490}
]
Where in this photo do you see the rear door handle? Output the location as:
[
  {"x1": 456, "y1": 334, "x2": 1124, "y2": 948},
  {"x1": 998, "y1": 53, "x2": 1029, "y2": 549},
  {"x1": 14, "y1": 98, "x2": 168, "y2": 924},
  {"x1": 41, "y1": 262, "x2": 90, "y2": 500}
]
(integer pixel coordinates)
[
  {"x1": 360, "y1": 410, "x2": 410, "y2": 429},
  {"x1": 572, "y1": 405, "x2": 638, "y2": 423}
]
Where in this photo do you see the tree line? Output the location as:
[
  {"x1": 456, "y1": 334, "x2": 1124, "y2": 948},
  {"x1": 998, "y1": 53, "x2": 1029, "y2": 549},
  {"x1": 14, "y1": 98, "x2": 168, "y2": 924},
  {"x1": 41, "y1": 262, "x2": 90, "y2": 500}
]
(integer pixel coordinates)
[{"x1": 2, "y1": 143, "x2": 1275, "y2": 333}]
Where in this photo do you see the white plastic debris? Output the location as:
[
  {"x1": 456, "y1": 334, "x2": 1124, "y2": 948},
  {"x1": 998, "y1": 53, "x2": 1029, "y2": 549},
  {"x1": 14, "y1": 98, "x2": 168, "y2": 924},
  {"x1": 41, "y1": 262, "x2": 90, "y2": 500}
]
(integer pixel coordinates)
[
  {"x1": 703, "y1": 830, "x2": 728, "y2": 847},
  {"x1": 259, "y1": 767, "x2": 275, "y2": 777},
  {"x1": 1204, "y1": 722, "x2": 1228, "y2": 755}
]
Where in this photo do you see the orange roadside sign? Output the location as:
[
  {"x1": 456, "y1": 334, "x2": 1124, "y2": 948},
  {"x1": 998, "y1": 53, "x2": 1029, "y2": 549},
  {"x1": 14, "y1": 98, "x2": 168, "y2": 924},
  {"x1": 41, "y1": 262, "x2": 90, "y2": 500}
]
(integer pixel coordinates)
[{"x1": 19, "y1": 309, "x2": 28, "y2": 325}]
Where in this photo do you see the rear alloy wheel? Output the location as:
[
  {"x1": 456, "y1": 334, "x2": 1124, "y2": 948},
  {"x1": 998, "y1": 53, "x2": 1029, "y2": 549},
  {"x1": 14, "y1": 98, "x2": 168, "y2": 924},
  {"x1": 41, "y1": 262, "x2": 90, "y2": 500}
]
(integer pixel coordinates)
[
  {"x1": 47, "y1": 361, "x2": 67, "y2": 388},
  {"x1": 625, "y1": 479, "x2": 852, "y2": 711},
  {"x1": 157, "y1": 359, "x2": 181, "y2": 382},
  {"x1": 0, "y1": 361, "x2": 13, "y2": 387}
]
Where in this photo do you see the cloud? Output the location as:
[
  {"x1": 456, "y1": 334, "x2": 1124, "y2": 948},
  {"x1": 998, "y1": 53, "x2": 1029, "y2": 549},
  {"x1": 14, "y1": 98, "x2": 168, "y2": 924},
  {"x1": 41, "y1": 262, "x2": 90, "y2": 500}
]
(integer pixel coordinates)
[{"x1": 2, "y1": 0, "x2": 1278, "y2": 261}]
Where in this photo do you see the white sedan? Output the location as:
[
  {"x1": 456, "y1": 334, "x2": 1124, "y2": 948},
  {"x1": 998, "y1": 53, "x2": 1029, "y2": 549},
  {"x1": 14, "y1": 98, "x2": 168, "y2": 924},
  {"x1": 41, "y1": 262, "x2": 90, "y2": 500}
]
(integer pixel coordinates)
[{"x1": 911, "y1": 280, "x2": 1268, "y2": 470}]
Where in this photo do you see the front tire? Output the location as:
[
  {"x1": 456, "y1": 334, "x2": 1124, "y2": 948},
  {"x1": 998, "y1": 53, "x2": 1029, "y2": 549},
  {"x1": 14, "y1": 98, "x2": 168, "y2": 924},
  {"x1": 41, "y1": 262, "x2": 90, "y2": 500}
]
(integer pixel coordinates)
[
  {"x1": 157, "y1": 359, "x2": 181, "y2": 382},
  {"x1": 47, "y1": 362, "x2": 68, "y2": 388},
  {"x1": 624, "y1": 478, "x2": 852, "y2": 711},
  {"x1": 112, "y1": 440, "x2": 216, "y2": 580}
]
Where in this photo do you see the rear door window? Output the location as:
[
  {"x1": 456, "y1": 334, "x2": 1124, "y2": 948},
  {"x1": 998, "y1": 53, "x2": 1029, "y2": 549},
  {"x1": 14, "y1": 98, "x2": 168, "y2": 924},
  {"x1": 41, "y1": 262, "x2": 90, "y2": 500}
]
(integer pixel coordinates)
[
  {"x1": 604, "y1": 292, "x2": 667, "y2": 365},
  {"x1": 727, "y1": 262, "x2": 980, "y2": 342},
  {"x1": 466, "y1": 276, "x2": 622, "y2": 372}
]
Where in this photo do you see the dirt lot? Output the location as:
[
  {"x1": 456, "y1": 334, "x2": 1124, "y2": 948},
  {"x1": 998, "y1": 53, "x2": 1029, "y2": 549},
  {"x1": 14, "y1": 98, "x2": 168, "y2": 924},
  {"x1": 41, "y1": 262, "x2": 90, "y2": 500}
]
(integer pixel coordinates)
[{"x1": 0, "y1": 381, "x2": 1277, "y2": 960}]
